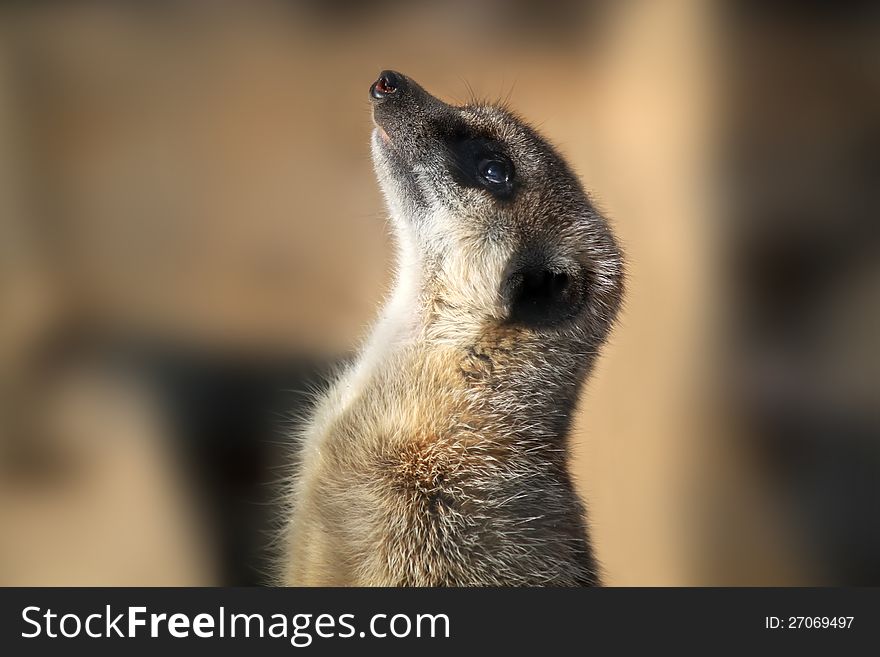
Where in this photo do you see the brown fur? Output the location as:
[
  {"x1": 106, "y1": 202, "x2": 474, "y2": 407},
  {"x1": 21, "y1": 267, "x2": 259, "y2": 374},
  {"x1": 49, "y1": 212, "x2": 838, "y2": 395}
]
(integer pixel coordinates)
[{"x1": 282, "y1": 71, "x2": 624, "y2": 586}]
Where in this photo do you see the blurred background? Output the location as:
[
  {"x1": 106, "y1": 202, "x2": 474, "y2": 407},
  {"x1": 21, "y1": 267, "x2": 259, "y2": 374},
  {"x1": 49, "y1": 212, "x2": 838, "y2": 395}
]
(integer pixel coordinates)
[{"x1": 0, "y1": 1, "x2": 877, "y2": 585}]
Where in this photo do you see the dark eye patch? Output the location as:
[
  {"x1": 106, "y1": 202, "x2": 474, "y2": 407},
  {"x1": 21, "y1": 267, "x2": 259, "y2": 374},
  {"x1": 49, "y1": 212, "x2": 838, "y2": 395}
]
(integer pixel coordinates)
[{"x1": 446, "y1": 136, "x2": 517, "y2": 200}]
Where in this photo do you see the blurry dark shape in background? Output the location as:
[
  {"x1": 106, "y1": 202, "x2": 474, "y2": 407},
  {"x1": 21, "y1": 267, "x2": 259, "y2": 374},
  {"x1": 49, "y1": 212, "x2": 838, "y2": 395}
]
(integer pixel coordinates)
[
  {"x1": 0, "y1": 1, "x2": 877, "y2": 585},
  {"x1": 142, "y1": 349, "x2": 340, "y2": 585},
  {"x1": 720, "y1": 2, "x2": 880, "y2": 584}
]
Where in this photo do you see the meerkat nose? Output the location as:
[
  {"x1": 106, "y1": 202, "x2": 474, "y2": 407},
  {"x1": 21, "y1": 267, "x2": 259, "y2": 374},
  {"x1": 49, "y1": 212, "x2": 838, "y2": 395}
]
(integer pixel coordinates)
[{"x1": 370, "y1": 70, "x2": 404, "y2": 100}]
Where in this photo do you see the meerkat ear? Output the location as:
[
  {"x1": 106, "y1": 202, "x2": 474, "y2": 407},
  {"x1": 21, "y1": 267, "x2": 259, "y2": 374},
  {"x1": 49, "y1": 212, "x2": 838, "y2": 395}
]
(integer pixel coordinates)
[{"x1": 502, "y1": 254, "x2": 589, "y2": 328}]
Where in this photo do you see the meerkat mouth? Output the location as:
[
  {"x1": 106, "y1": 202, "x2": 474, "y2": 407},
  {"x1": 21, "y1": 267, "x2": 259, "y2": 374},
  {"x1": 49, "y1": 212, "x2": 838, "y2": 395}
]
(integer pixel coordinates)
[{"x1": 374, "y1": 125, "x2": 391, "y2": 144}]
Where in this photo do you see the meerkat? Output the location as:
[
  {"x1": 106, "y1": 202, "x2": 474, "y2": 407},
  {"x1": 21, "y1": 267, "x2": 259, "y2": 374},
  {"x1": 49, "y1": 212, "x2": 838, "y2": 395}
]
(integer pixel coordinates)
[{"x1": 282, "y1": 71, "x2": 624, "y2": 586}]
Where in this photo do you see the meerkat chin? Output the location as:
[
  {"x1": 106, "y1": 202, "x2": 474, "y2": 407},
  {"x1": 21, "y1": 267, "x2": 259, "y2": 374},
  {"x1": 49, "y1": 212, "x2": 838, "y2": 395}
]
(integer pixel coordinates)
[{"x1": 282, "y1": 70, "x2": 624, "y2": 586}]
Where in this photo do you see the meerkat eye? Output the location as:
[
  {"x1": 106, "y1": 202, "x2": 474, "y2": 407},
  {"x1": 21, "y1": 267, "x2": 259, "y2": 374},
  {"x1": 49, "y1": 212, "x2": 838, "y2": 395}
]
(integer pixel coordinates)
[
  {"x1": 447, "y1": 137, "x2": 516, "y2": 199},
  {"x1": 477, "y1": 158, "x2": 511, "y2": 186}
]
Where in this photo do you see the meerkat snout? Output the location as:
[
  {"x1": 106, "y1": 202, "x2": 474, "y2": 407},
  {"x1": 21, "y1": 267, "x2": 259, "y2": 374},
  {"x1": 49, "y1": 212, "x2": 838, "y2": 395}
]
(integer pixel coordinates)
[{"x1": 282, "y1": 71, "x2": 624, "y2": 586}]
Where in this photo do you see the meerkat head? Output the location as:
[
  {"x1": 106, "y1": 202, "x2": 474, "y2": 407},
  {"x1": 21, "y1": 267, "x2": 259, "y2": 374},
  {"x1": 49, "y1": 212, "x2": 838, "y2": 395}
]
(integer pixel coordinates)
[{"x1": 369, "y1": 70, "x2": 623, "y2": 371}]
